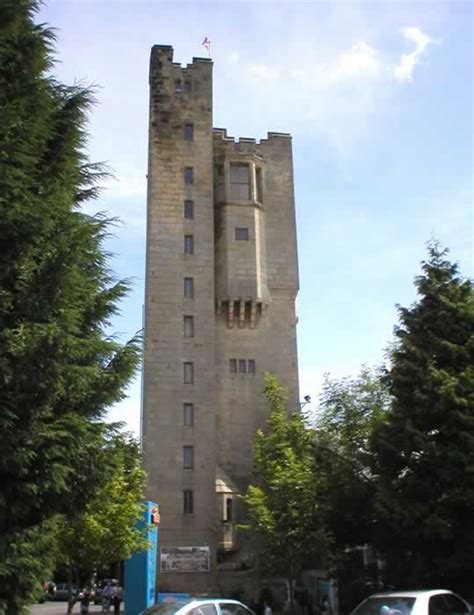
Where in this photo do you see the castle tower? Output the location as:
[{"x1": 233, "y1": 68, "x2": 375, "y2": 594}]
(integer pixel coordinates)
[{"x1": 142, "y1": 45, "x2": 299, "y2": 594}]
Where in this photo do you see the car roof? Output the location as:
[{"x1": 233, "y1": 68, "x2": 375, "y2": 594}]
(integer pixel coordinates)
[
  {"x1": 186, "y1": 600, "x2": 245, "y2": 605},
  {"x1": 366, "y1": 591, "x2": 453, "y2": 599}
]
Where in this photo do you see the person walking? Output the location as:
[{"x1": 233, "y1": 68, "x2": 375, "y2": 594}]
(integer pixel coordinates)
[{"x1": 113, "y1": 584, "x2": 123, "y2": 615}]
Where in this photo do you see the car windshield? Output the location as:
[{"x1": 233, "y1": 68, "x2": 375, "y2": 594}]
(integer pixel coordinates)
[
  {"x1": 352, "y1": 597, "x2": 416, "y2": 615},
  {"x1": 144, "y1": 601, "x2": 189, "y2": 615}
]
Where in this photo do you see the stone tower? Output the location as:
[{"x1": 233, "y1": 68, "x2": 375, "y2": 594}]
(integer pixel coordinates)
[{"x1": 142, "y1": 45, "x2": 299, "y2": 594}]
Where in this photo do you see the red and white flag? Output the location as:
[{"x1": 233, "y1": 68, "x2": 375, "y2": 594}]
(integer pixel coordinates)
[{"x1": 202, "y1": 37, "x2": 211, "y2": 56}]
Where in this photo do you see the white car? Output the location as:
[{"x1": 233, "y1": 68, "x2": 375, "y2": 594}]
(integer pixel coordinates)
[
  {"x1": 351, "y1": 590, "x2": 472, "y2": 615},
  {"x1": 145, "y1": 599, "x2": 256, "y2": 615}
]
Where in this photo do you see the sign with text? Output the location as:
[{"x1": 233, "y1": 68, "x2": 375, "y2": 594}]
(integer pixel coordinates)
[{"x1": 160, "y1": 546, "x2": 210, "y2": 573}]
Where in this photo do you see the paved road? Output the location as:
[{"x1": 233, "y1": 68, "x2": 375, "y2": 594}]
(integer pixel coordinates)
[{"x1": 30, "y1": 604, "x2": 123, "y2": 615}]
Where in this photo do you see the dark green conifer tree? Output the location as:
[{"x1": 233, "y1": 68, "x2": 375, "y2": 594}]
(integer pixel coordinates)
[
  {"x1": 0, "y1": 2, "x2": 140, "y2": 612},
  {"x1": 372, "y1": 242, "x2": 474, "y2": 595}
]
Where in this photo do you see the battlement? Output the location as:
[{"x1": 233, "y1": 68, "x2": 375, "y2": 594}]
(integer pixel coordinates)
[
  {"x1": 212, "y1": 128, "x2": 291, "y2": 159},
  {"x1": 150, "y1": 45, "x2": 212, "y2": 83}
]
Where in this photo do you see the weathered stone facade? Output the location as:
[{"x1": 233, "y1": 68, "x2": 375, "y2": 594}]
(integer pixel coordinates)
[{"x1": 142, "y1": 45, "x2": 299, "y2": 594}]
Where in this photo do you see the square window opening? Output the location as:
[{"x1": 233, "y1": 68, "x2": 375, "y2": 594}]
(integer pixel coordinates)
[{"x1": 235, "y1": 227, "x2": 249, "y2": 241}]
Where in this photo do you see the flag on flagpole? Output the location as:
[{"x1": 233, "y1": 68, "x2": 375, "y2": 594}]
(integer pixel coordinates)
[{"x1": 202, "y1": 37, "x2": 211, "y2": 57}]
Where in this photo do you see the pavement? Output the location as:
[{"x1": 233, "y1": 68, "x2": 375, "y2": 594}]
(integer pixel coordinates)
[{"x1": 30, "y1": 604, "x2": 124, "y2": 615}]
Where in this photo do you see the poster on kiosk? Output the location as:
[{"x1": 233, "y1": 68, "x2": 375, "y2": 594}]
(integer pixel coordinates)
[{"x1": 125, "y1": 501, "x2": 160, "y2": 615}]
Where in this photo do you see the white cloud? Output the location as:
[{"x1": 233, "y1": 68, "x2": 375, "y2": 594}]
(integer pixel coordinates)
[
  {"x1": 394, "y1": 26, "x2": 432, "y2": 81},
  {"x1": 335, "y1": 41, "x2": 380, "y2": 79}
]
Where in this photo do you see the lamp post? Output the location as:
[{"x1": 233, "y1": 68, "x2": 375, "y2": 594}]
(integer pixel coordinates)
[{"x1": 299, "y1": 395, "x2": 311, "y2": 410}]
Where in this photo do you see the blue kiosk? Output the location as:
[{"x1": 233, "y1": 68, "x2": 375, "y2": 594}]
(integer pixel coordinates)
[{"x1": 125, "y1": 501, "x2": 160, "y2": 615}]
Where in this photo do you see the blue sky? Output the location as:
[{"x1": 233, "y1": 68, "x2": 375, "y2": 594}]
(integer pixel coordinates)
[{"x1": 38, "y1": 0, "x2": 473, "y2": 433}]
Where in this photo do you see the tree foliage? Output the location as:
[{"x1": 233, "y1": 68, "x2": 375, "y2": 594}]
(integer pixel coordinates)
[
  {"x1": 312, "y1": 367, "x2": 390, "y2": 550},
  {"x1": 0, "y1": 3, "x2": 140, "y2": 612},
  {"x1": 242, "y1": 374, "x2": 329, "y2": 590},
  {"x1": 57, "y1": 432, "x2": 147, "y2": 614},
  {"x1": 310, "y1": 368, "x2": 390, "y2": 611},
  {"x1": 372, "y1": 242, "x2": 474, "y2": 594}
]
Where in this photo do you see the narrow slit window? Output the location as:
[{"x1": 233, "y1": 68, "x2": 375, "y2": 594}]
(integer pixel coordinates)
[
  {"x1": 235, "y1": 227, "x2": 249, "y2": 241},
  {"x1": 183, "y1": 446, "x2": 194, "y2": 469},
  {"x1": 184, "y1": 362, "x2": 194, "y2": 384},
  {"x1": 184, "y1": 123, "x2": 194, "y2": 141},
  {"x1": 184, "y1": 167, "x2": 194, "y2": 185},
  {"x1": 238, "y1": 359, "x2": 247, "y2": 374},
  {"x1": 183, "y1": 489, "x2": 194, "y2": 514},
  {"x1": 225, "y1": 497, "x2": 233, "y2": 522},
  {"x1": 184, "y1": 200, "x2": 194, "y2": 219},
  {"x1": 184, "y1": 315, "x2": 194, "y2": 338},
  {"x1": 229, "y1": 359, "x2": 237, "y2": 374},
  {"x1": 184, "y1": 235, "x2": 194, "y2": 254},
  {"x1": 256, "y1": 167, "x2": 263, "y2": 202},
  {"x1": 184, "y1": 277, "x2": 194, "y2": 298},
  {"x1": 248, "y1": 359, "x2": 256, "y2": 374},
  {"x1": 183, "y1": 403, "x2": 194, "y2": 426}
]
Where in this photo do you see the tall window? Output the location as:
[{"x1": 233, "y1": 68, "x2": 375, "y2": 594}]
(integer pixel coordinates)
[
  {"x1": 183, "y1": 403, "x2": 194, "y2": 426},
  {"x1": 183, "y1": 446, "x2": 194, "y2": 469},
  {"x1": 184, "y1": 235, "x2": 194, "y2": 254},
  {"x1": 184, "y1": 200, "x2": 194, "y2": 219},
  {"x1": 225, "y1": 497, "x2": 233, "y2": 522},
  {"x1": 238, "y1": 359, "x2": 247, "y2": 374},
  {"x1": 184, "y1": 315, "x2": 194, "y2": 338},
  {"x1": 256, "y1": 167, "x2": 263, "y2": 202},
  {"x1": 184, "y1": 123, "x2": 194, "y2": 141},
  {"x1": 183, "y1": 489, "x2": 194, "y2": 515},
  {"x1": 235, "y1": 227, "x2": 249, "y2": 241},
  {"x1": 229, "y1": 359, "x2": 237, "y2": 374},
  {"x1": 184, "y1": 277, "x2": 194, "y2": 298},
  {"x1": 184, "y1": 362, "x2": 194, "y2": 384},
  {"x1": 248, "y1": 359, "x2": 256, "y2": 374},
  {"x1": 184, "y1": 167, "x2": 194, "y2": 184},
  {"x1": 230, "y1": 163, "x2": 250, "y2": 200}
]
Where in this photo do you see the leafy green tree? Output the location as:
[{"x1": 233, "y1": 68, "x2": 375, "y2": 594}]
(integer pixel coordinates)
[
  {"x1": 57, "y1": 432, "x2": 147, "y2": 615},
  {"x1": 0, "y1": 2, "x2": 140, "y2": 612},
  {"x1": 311, "y1": 368, "x2": 390, "y2": 610},
  {"x1": 242, "y1": 374, "x2": 328, "y2": 601},
  {"x1": 313, "y1": 368, "x2": 389, "y2": 547},
  {"x1": 372, "y1": 242, "x2": 474, "y2": 595}
]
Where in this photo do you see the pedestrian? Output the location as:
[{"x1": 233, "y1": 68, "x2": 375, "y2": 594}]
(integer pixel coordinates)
[
  {"x1": 80, "y1": 590, "x2": 92, "y2": 615},
  {"x1": 264, "y1": 601, "x2": 272, "y2": 615},
  {"x1": 113, "y1": 584, "x2": 123, "y2": 615},
  {"x1": 103, "y1": 582, "x2": 114, "y2": 612}
]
